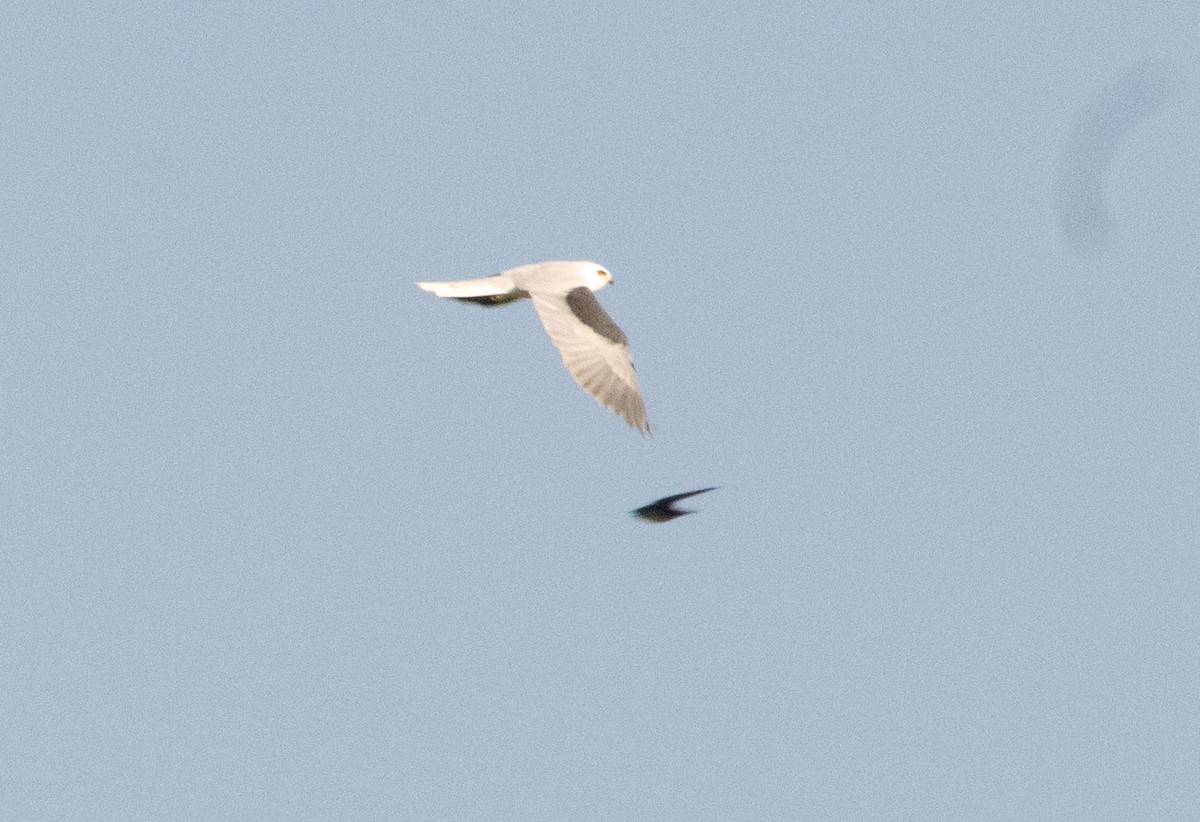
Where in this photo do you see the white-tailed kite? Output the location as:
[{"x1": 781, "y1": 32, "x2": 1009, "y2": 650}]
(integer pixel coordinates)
[
  {"x1": 417, "y1": 260, "x2": 649, "y2": 433},
  {"x1": 631, "y1": 487, "x2": 717, "y2": 522}
]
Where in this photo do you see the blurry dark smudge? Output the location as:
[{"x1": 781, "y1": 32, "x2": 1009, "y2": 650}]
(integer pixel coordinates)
[{"x1": 1055, "y1": 59, "x2": 1183, "y2": 254}]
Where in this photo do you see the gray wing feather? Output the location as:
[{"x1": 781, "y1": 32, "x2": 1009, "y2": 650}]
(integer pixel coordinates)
[{"x1": 529, "y1": 291, "x2": 649, "y2": 433}]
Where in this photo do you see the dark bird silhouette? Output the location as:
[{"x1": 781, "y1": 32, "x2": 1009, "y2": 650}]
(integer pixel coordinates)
[{"x1": 631, "y1": 487, "x2": 717, "y2": 522}]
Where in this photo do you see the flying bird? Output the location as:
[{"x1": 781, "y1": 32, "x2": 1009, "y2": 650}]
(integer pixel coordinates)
[
  {"x1": 417, "y1": 260, "x2": 649, "y2": 433},
  {"x1": 1055, "y1": 59, "x2": 1181, "y2": 253},
  {"x1": 631, "y1": 487, "x2": 717, "y2": 522}
]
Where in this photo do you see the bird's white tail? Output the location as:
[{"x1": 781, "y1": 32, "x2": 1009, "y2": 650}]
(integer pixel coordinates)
[{"x1": 416, "y1": 275, "x2": 517, "y2": 299}]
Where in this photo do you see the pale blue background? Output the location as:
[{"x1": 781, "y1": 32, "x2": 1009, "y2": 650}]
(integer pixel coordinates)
[{"x1": 3, "y1": 3, "x2": 1198, "y2": 819}]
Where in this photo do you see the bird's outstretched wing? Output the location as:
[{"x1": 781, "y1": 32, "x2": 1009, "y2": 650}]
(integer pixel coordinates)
[
  {"x1": 528, "y1": 287, "x2": 649, "y2": 434},
  {"x1": 416, "y1": 274, "x2": 526, "y2": 305}
]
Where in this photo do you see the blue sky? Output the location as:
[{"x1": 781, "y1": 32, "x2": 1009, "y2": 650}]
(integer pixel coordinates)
[{"x1": 3, "y1": 2, "x2": 1198, "y2": 819}]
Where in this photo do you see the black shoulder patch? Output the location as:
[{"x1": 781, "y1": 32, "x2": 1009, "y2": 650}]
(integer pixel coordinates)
[{"x1": 565, "y1": 287, "x2": 627, "y2": 344}]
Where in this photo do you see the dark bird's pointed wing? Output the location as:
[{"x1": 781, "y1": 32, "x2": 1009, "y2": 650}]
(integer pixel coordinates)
[{"x1": 653, "y1": 487, "x2": 718, "y2": 507}]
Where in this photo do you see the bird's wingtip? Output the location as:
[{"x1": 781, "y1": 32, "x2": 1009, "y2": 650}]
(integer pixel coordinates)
[{"x1": 628, "y1": 415, "x2": 651, "y2": 436}]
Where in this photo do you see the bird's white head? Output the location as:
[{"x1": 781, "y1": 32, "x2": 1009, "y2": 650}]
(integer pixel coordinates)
[{"x1": 577, "y1": 262, "x2": 613, "y2": 292}]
